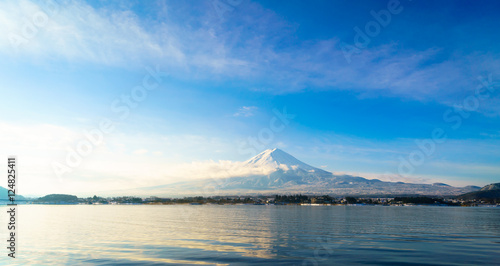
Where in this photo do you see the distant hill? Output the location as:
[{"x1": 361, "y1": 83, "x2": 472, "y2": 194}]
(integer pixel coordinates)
[
  {"x1": 36, "y1": 194, "x2": 78, "y2": 203},
  {"x1": 480, "y1": 183, "x2": 500, "y2": 191},
  {"x1": 0, "y1": 186, "x2": 26, "y2": 201},
  {"x1": 458, "y1": 183, "x2": 500, "y2": 202}
]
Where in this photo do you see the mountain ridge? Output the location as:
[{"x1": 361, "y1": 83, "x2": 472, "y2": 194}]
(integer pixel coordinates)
[
  {"x1": 130, "y1": 148, "x2": 481, "y2": 197},
  {"x1": 458, "y1": 183, "x2": 500, "y2": 202}
]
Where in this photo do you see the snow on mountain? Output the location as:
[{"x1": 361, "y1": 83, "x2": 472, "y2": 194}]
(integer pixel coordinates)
[
  {"x1": 129, "y1": 148, "x2": 481, "y2": 197},
  {"x1": 243, "y1": 148, "x2": 327, "y2": 173},
  {"x1": 480, "y1": 183, "x2": 500, "y2": 191}
]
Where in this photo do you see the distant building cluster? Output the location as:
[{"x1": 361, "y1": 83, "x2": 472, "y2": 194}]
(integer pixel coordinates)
[{"x1": 18, "y1": 193, "x2": 500, "y2": 207}]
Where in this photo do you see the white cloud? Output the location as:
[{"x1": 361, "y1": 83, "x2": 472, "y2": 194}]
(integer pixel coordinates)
[
  {"x1": 278, "y1": 164, "x2": 289, "y2": 171},
  {"x1": 0, "y1": 0, "x2": 183, "y2": 66},
  {"x1": 168, "y1": 160, "x2": 277, "y2": 180},
  {"x1": 233, "y1": 106, "x2": 258, "y2": 117}
]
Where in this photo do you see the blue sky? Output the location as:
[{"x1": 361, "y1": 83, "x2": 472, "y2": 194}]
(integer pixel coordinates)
[{"x1": 1, "y1": 0, "x2": 499, "y2": 196}]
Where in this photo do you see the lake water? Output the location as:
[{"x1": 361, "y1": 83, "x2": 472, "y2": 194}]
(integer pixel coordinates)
[{"x1": 1, "y1": 205, "x2": 499, "y2": 265}]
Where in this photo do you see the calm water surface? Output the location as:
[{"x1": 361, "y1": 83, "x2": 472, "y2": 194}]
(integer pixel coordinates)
[{"x1": 2, "y1": 205, "x2": 499, "y2": 265}]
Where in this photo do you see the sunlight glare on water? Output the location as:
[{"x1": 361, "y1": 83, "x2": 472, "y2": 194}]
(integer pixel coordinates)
[{"x1": 1, "y1": 205, "x2": 499, "y2": 265}]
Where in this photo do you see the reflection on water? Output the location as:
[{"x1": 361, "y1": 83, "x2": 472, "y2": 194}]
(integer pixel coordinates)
[{"x1": 1, "y1": 205, "x2": 499, "y2": 265}]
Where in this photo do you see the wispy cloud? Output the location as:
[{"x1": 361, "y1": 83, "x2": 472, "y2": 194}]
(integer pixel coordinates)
[
  {"x1": 233, "y1": 106, "x2": 258, "y2": 117},
  {"x1": 0, "y1": 0, "x2": 183, "y2": 66},
  {"x1": 2, "y1": 0, "x2": 499, "y2": 115}
]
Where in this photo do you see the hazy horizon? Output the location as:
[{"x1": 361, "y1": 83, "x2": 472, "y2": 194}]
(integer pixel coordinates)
[{"x1": 16, "y1": 148, "x2": 490, "y2": 199}]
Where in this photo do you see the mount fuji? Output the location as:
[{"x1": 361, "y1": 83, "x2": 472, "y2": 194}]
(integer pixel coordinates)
[
  {"x1": 132, "y1": 148, "x2": 480, "y2": 196},
  {"x1": 243, "y1": 148, "x2": 325, "y2": 173}
]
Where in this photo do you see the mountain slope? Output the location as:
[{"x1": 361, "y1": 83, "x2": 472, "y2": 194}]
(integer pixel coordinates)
[
  {"x1": 140, "y1": 149, "x2": 480, "y2": 196},
  {"x1": 243, "y1": 148, "x2": 327, "y2": 173},
  {"x1": 458, "y1": 183, "x2": 500, "y2": 201},
  {"x1": 0, "y1": 186, "x2": 26, "y2": 201},
  {"x1": 480, "y1": 183, "x2": 500, "y2": 191}
]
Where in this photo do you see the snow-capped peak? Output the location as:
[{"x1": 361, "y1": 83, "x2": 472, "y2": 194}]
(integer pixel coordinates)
[{"x1": 243, "y1": 148, "x2": 320, "y2": 172}]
